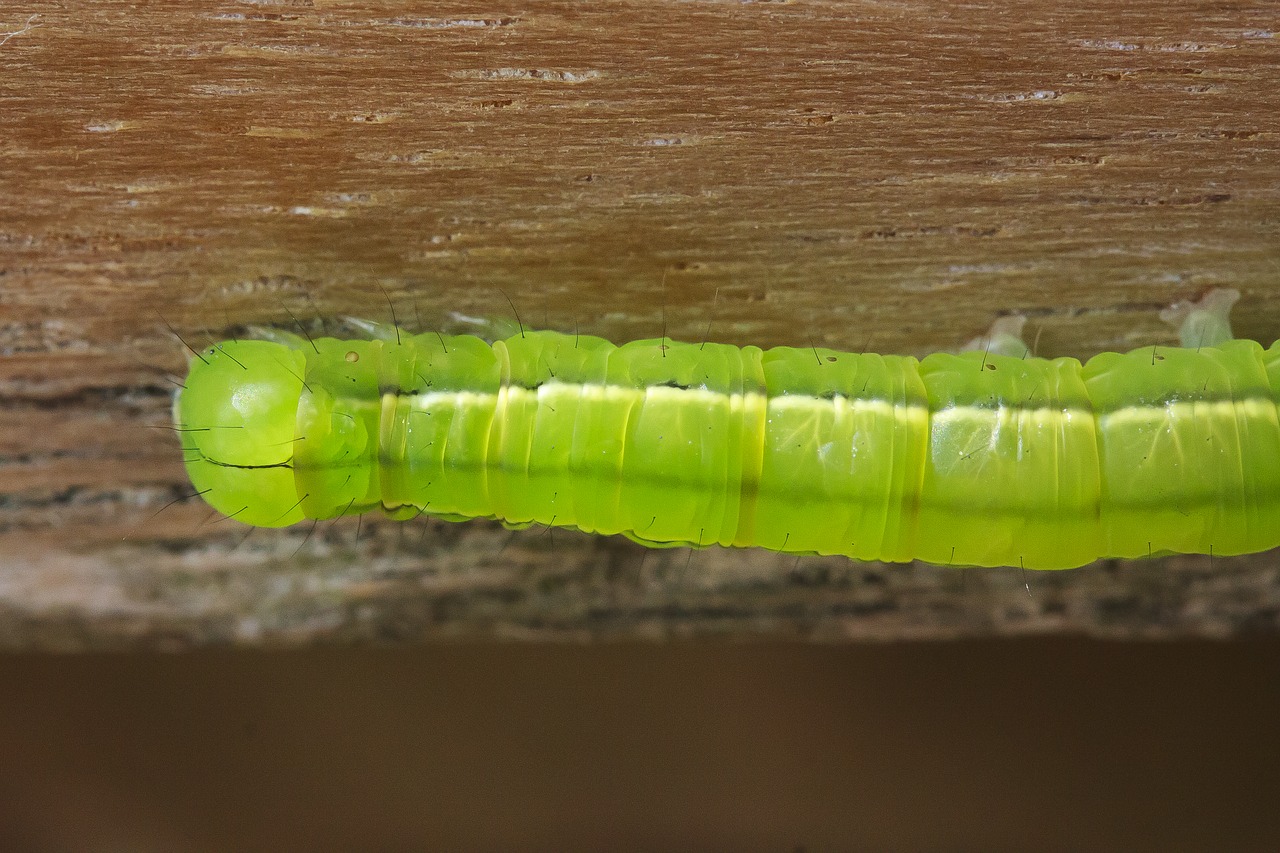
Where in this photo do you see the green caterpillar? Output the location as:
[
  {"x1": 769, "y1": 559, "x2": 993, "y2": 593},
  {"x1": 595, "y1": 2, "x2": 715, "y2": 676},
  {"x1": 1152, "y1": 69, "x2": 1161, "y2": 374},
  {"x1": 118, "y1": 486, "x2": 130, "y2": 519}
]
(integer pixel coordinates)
[{"x1": 173, "y1": 289, "x2": 1280, "y2": 569}]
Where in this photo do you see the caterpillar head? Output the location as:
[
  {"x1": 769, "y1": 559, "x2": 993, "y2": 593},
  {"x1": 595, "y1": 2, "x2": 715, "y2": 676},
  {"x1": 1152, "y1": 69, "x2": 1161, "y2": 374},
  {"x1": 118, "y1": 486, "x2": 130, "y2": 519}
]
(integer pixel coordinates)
[{"x1": 173, "y1": 340, "x2": 308, "y2": 527}]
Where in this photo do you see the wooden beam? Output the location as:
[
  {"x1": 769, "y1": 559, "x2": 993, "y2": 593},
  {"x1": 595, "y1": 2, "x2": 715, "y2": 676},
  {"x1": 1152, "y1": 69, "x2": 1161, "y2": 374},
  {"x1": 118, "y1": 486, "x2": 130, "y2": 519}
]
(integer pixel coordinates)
[{"x1": 3, "y1": 1, "x2": 1279, "y2": 646}]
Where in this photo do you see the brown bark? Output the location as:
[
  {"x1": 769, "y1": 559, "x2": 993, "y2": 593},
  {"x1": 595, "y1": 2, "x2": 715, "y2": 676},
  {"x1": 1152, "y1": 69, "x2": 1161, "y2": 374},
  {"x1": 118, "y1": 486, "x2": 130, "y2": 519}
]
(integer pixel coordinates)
[{"x1": 2, "y1": 0, "x2": 1279, "y2": 647}]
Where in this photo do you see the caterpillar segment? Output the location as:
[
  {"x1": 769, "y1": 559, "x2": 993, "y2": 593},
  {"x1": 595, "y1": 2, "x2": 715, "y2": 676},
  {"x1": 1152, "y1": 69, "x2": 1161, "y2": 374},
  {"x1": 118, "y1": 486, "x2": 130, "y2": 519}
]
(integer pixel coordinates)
[{"x1": 173, "y1": 289, "x2": 1280, "y2": 569}]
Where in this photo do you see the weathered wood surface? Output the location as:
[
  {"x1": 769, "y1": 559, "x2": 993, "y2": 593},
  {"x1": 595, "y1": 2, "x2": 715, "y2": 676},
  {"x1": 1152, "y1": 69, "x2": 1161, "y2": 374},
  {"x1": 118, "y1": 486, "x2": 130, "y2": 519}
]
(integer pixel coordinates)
[{"x1": 2, "y1": 0, "x2": 1279, "y2": 647}]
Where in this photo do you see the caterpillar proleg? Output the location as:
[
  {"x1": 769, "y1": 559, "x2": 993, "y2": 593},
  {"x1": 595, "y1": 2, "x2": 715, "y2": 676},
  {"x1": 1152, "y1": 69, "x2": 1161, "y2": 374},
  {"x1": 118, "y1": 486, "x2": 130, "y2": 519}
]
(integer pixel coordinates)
[{"x1": 173, "y1": 289, "x2": 1280, "y2": 569}]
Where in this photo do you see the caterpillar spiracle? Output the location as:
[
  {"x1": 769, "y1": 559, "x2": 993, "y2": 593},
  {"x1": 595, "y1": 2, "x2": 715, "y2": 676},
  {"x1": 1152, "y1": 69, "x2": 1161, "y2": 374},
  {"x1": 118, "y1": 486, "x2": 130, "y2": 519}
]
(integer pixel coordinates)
[{"x1": 172, "y1": 289, "x2": 1280, "y2": 570}]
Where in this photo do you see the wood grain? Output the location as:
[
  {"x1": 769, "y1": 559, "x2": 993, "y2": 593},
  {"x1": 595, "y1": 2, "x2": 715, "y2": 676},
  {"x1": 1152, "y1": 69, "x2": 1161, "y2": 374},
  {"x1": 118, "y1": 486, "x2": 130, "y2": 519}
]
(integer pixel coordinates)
[{"x1": 2, "y1": 0, "x2": 1279, "y2": 646}]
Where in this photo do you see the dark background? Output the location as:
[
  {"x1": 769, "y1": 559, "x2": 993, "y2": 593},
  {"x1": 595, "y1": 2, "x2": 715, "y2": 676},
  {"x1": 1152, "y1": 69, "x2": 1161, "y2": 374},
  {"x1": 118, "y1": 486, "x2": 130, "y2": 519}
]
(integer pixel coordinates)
[{"x1": 1, "y1": 639, "x2": 1278, "y2": 851}]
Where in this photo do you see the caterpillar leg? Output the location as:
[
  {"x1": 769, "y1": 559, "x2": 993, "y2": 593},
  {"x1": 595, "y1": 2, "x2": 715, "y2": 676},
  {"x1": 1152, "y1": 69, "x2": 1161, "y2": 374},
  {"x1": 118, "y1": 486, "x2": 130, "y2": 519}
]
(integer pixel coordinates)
[
  {"x1": 622, "y1": 530, "x2": 697, "y2": 549},
  {"x1": 442, "y1": 312, "x2": 525, "y2": 342},
  {"x1": 346, "y1": 312, "x2": 524, "y2": 343},
  {"x1": 960, "y1": 315, "x2": 1030, "y2": 358},
  {"x1": 245, "y1": 325, "x2": 311, "y2": 349},
  {"x1": 340, "y1": 317, "x2": 413, "y2": 342},
  {"x1": 1159, "y1": 288, "x2": 1241, "y2": 348},
  {"x1": 249, "y1": 318, "x2": 407, "y2": 348},
  {"x1": 339, "y1": 314, "x2": 529, "y2": 344}
]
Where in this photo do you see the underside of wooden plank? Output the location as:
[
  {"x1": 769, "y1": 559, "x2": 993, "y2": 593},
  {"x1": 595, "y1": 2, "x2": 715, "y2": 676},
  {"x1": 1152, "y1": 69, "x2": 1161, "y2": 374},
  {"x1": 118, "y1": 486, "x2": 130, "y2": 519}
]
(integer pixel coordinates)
[{"x1": 2, "y1": 0, "x2": 1279, "y2": 646}]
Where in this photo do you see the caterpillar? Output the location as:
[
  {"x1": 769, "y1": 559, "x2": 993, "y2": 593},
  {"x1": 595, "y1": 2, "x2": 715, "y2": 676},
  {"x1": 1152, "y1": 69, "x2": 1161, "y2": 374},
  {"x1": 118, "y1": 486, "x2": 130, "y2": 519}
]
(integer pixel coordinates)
[{"x1": 172, "y1": 289, "x2": 1280, "y2": 570}]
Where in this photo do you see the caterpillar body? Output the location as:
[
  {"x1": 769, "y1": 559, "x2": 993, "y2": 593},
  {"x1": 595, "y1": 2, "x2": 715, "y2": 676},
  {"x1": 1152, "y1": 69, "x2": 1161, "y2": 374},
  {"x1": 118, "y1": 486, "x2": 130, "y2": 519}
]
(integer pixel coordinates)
[{"x1": 174, "y1": 289, "x2": 1280, "y2": 570}]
